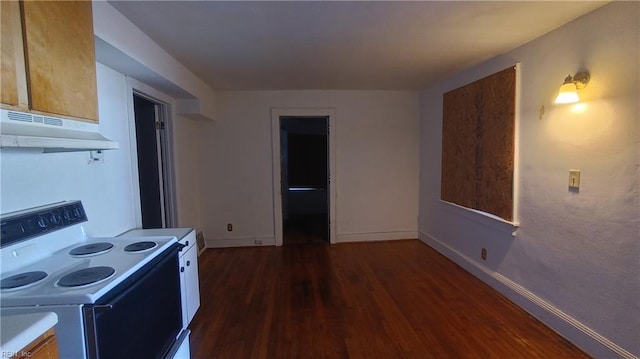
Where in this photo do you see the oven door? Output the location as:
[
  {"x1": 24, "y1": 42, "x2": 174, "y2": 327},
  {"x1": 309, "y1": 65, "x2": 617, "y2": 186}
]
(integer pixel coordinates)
[
  {"x1": 83, "y1": 244, "x2": 182, "y2": 359},
  {"x1": 165, "y1": 329, "x2": 190, "y2": 359}
]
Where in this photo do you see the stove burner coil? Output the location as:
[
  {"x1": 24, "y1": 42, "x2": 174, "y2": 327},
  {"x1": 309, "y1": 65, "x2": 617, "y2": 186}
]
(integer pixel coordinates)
[
  {"x1": 57, "y1": 266, "x2": 115, "y2": 287},
  {"x1": 1, "y1": 271, "x2": 48, "y2": 290},
  {"x1": 69, "y1": 242, "x2": 114, "y2": 256},
  {"x1": 124, "y1": 241, "x2": 157, "y2": 252}
]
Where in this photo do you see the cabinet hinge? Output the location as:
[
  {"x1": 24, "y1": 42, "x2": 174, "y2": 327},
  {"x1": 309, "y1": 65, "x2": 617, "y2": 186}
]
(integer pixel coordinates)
[{"x1": 155, "y1": 121, "x2": 165, "y2": 130}]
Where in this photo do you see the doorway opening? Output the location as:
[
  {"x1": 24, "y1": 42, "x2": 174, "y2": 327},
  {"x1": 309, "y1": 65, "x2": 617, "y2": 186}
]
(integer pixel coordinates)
[
  {"x1": 271, "y1": 108, "x2": 336, "y2": 246},
  {"x1": 132, "y1": 93, "x2": 171, "y2": 229},
  {"x1": 280, "y1": 117, "x2": 329, "y2": 245}
]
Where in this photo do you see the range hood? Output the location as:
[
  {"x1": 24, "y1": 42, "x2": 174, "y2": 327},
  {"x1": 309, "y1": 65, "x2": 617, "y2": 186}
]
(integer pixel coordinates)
[{"x1": 0, "y1": 109, "x2": 119, "y2": 152}]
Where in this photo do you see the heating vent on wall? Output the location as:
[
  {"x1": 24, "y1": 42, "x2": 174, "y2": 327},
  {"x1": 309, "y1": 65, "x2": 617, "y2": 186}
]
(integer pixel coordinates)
[{"x1": 196, "y1": 229, "x2": 205, "y2": 255}]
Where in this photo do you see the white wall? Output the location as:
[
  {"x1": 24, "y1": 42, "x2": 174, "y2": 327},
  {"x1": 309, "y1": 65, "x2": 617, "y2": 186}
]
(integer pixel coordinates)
[
  {"x1": 172, "y1": 114, "x2": 203, "y2": 229},
  {"x1": 92, "y1": 1, "x2": 216, "y2": 120},
  {"x1": 419, "y1": 2, "x2": 639, "y2": 358},
  {"x1": 0, "y1": 62, "x2": 204, "y2": 236},
  {"x1": 1, "y1": 1, "x2": 211, "y2": 238},
  {"x1": 198, "y1": 91, "x2": 419, "y2": 247},
  {"x1": 91, "y1": 2, "x2": 212, "y2": 232},
  {"x1": 0, "y1": 63, "x2": 138, "y2": 236}
]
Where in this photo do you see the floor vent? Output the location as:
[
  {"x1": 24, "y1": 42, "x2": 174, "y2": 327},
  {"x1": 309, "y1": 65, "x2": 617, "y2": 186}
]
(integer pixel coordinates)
[{"x1": 196, "y1": 229, "x2": 205, "y2": 255}]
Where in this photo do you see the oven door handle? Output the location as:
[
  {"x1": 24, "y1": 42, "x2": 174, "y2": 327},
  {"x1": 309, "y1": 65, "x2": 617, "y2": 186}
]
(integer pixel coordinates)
[{"x1": 83, "y1": 304, "x2": 112, "y2": 359}]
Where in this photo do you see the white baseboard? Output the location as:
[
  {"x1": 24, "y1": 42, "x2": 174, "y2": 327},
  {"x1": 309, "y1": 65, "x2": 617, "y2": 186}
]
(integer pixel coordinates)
[
  {"x1": 205, "y1": 236, "x2": 275, "y2": 248},
  {"x1": 206, "y1": 232, "x2": 416, "y2": 247},
  {"x1": 418, "y1": 231, "x2": 637, "y2": 359},
  {"x1": 336, "y1": 231, "x2": 417, "y2": 243}
]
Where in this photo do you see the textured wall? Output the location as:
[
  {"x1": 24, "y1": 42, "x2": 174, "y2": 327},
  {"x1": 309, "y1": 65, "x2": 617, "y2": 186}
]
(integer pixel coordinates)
[{"x1": 419, "y1": 2, "x2": 639, "y2": 357}]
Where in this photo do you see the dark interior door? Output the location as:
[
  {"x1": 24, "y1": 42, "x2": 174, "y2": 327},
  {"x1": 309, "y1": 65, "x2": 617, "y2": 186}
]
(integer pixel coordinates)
[
  {"x1": 280, "y1": 117, "x2": 329, "y2": 244},
  {"x1": 133, "y1": 95, "x2": 163, "y2": 229}
]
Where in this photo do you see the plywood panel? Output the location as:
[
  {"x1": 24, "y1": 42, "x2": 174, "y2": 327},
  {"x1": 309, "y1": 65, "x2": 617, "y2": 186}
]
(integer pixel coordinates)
[
  {"x1": 1, "y1": 0, "x2": 23, "y2": 107},
  {"x1": 441, "y1": 84, "x2": 477, "y2": 210},
  {"x1": 22, "y1": 1, "x2": 98, "y2": 122},
  {"x1": 441, "y1": 67, "x2": 515, "y2": 221}
]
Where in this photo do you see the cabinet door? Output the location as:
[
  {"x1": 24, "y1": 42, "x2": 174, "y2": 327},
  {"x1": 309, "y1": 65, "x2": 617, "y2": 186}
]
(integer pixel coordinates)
[
  {"x1": 16, "y1": 328, "x2": 59, "y2": 359},
  {"x1": 184, "y1": 244, "x2": 201, "y2": 325},
  {"x1": 179, "y1": 252, "x2": 189, "y2": 329},
  {"x1": 21, "y1": 1, "x2": 98, "y2": 122},
  {"x1": 0, "y1": 0, "x2": 27, "y2": 109}
]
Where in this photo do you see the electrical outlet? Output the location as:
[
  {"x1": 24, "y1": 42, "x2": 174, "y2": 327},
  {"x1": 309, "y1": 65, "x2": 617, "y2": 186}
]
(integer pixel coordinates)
[
  {"x1": 481, "y1": 248, "x2": 487, "y2": 260},
  {"x1": 88, "y1": 150, "x2": 104, "y2": 164},
  {"x1": 227, "y1": 223, "x2": 233, "y2": 232},
  {"x1": 568, "y1": 170, "x2": 581, "y2": 189}
]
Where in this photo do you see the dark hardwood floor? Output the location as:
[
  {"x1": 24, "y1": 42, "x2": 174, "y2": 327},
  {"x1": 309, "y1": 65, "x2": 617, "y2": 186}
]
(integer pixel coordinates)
[
  {"x1": 283, "y1": 214, "x2": 329, "y2": 245},
  {"x1": 189, "y1": 240, "x2": 590, "y2": 358}
]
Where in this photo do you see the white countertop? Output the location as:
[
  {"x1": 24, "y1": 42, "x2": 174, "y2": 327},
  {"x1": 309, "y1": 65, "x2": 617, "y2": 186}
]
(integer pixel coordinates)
[
  {"x1": 0, "y1": 312, "x2": 58, "y2": 355},
  {"x1": 119, "y1": 228, "x2": 194, "y2": 241}
]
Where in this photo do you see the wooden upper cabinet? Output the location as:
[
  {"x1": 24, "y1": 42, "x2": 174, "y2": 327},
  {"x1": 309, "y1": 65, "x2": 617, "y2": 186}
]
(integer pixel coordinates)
[
  {"x1": 1, "y1": 0, "x2": 27, "y2": 109},
  {"x1": 1, "y1": 1, "x2": 98, "y2": 122},
  {"x1": 14, "y1": 328, "x2": 59, "y2": 359},
  {"x1": 20, "y1": 1, "x2": 98, "y2": 122}
]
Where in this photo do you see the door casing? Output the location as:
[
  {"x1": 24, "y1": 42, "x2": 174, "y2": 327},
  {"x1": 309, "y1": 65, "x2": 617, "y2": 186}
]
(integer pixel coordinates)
[
  {"x1": 126, "y1": 78, "x2": 178, "y2": 229},
  {"x1": 271, "y1": 108, "x2": 337, "y2": 246}
]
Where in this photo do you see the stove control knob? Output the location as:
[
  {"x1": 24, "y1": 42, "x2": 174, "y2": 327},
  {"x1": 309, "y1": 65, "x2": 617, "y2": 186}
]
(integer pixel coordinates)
[
  {"x1": 37, "y1": 216, "x2": 48, "y2": 228},
  {"x1": 63, "y1": 207, "x2": 83, "y2": 221},
  {"x1": 50, "y1": 213, "x2": 62, "y2": 225}
]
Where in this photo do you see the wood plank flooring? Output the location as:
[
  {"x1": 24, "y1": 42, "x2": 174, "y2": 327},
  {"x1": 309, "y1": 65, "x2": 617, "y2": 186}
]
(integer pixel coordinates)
[{"x1": 189, "y1": 240, "x2": 590, "y2": 358}]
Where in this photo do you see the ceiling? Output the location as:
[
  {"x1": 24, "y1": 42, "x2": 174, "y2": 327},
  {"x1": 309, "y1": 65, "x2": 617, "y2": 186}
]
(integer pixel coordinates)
[{"x1": 109, "y1": 1, "x2": 608, "y2": 91}]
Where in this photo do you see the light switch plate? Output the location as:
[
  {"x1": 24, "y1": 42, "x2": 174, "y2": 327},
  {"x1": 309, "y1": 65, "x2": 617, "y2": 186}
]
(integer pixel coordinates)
[{"x1": 569, "y1": 170, "x2": 581, "y2": 189}]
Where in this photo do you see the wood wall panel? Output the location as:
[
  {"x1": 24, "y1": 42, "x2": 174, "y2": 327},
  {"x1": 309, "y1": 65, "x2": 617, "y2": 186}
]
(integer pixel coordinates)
[
  {"x1": 22, "y1": 1, "x2": 98, "y2": 122},
  {"x1": 1, "y1": 0, "x2": 22, "y2": 107},
  {"x1": 441, "y1": 67, "x2": 515, "y2": 221}
]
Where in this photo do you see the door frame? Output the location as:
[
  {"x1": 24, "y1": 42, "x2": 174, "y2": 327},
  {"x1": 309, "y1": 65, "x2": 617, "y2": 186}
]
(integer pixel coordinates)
[
  {"x1": 271, "y1": 108, "x2": 337, "y2": 246},
  {"x1": 126, "y1": 77, "x2": 178, "y2": 228}
]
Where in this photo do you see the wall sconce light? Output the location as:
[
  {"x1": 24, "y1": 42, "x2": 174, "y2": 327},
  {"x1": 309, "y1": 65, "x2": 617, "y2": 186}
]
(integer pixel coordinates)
[{"x1": 555, "y1": 72, "x2": 590, "y2": 104}]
